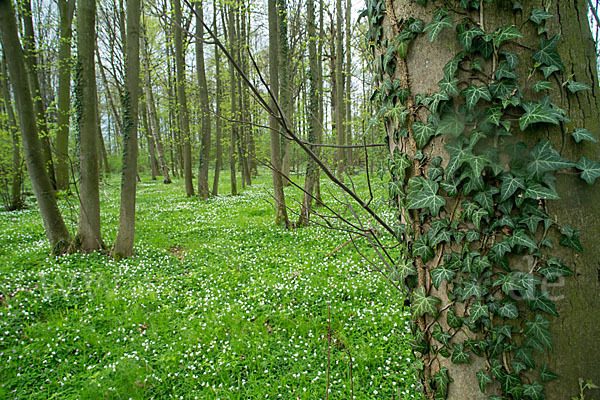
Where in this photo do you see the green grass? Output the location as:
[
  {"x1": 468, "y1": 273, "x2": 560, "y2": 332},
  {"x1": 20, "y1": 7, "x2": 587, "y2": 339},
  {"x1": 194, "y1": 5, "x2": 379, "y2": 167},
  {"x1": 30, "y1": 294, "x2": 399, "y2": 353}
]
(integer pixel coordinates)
[{"x1": 0, "y1": 169, "x2": 420, "y2": 399}]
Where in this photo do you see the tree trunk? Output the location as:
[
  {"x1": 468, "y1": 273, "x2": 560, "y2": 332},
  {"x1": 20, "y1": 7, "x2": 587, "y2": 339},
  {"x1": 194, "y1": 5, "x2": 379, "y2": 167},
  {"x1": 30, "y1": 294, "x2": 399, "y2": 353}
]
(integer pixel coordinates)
[
  {"x1": 376, "y1": 1, "x2": 600, "y2": 399},
  {"x1": 278, "y1": 0, "x2": 291, "y2": 186},
  {"x1": 0, "y1": 0, "x2": 71, "y2": 252},
  {"x1": 21, "y1": 0, "x2": 56, "y2": 189},
  {"x1": 141, "y1": 24, "x2": 171, "y2": 184},
  {"x1": 113, "y1": 0, "x2": 140, "y2": 258},
  {"x1": 212, "y1": 0, "x2": 223, "y2": 196},
  {"x1": 334, "y1": 0, "x2": 345, "y2": 179},
  {"x1": 55, "y1": 0, "x2": 75, "y2": 191},
  {"x1": 75, "y1": 0, "x2": 102, "y2": 252},
  {"x1": 174, "y1": 0, "x2": 193, "y2": 195},
  {"x1": 268, "y1": 0, "x2": 289, "y2": 227},
  {"x1": 344, "y1": 0, "x2": 352, "y2": 171},
  {"x1": 0, "y1": 56, "x2": 23, "y2": 211},
  {"x1": 196, "y1": 1, "x2": 211, "y2": 200},
  {"x1": 227, "y1": 5, "x2": 238, "y2": 196},
  {"x1": 142, "y1": 99, "x2": 158, "y2": 180},
  {"x1": 298, "y1": 0, "x2": 319, "y2": 226}
]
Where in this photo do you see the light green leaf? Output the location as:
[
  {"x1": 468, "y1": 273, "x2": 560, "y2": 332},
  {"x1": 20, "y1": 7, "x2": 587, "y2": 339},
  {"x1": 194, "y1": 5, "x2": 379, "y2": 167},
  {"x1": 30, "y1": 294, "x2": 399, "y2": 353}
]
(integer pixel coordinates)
[
  {"x1": 532, "y1": 35, "x2": 565, "y2": 71},
  {"x1": 458, "y1": 26, "x2": 485, "y2": 51},
  {"x1": 394, "y1": 259, "x2": 417, "y2": 281},
  {"x1": 511, "y1": 229, "x2": 538, "y2": 250},
  {"x1": 519, "y1": 101, "x2": 559, "y2": 130},
  {"x1": 523, "y1": 381, "x2": 545, "y2": 400},
  {"x1": 484, "y1": 105, "x2": 503, "y2": 126},
  {"x1": 477, "y1": 370, "x2": 493, "y2": 393},
  {"x1": 524, "y1": 183, "x2": 560, "y2": 200},
  {"x1": 438, "y1": 74, "x2": 459, "y2": 96},
  {"x1": 468, "y1": 301, "x2": 489, "y2": 324},
  {"x1": 406, "y1": 177, "x2": 446, "y2": 215},
  {"x1": 525, "y1": 314, "x2": 553, "y2": 351},
  {"x1": 532, "y1": 80, "x2": 552, "y2": 92},
  {"x1": 527, "y1": 292, "x2": 558, "y2": 317},
  {"x1": 571, "y1": 128, "x2": 598, "y2": 143},
  {"x1": 500, "y1": 174, "x2": 525, "y2": 202},
  {"x1": 498, "y1": 302, "x2": 519, "y2": 319},
  {"x1": 451, "y1": 343, "x2": 470, "y2": 364},
  {"x1": 576, "y1": 156, "x2": 600, "y2": 184},
  {"x1": 566, "y1": 79, "x2": 591, "y2": 93},
  {"x1": 538, "y1": 258, "x2": 573, "y2": 282},
  {"x1": 412, "y1": 121, "x2": 437, "y2": 149},
  {"x1": 431, "y1": 264, "x2": 456, "y2": 289},
  {"x1": 424, "y1": 10, "x2": 453, "y2": 42},
  {"x1": 411, "y1": 286, "x2": 441, "y2": 318}
]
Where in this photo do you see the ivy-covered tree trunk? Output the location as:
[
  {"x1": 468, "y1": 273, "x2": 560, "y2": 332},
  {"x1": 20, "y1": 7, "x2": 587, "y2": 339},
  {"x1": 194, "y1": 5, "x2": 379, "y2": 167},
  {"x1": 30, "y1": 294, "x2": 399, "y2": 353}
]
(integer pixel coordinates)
[
  {"x1": 113, "y1": 0, "x2": 140, "y2": 258},
  {"x1": 75, "y1": 0, "x2": 102, "y2": 252},
  {"x1": 212, "y1": 0, "x2": 223, "y2": 196},
  {"x1": 196, "y1": 1, "x2": 211, "y2": 200},
  {"x1": 368, "y1": 0, "x2": 600, "y2": 399}
]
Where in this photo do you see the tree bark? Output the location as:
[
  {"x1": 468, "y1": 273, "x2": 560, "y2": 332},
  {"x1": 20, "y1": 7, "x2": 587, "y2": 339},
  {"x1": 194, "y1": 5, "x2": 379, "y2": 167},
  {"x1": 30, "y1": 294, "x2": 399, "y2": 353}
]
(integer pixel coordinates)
[
  {"x1": 344, "y1": 0, "x2": 352, "y2": 171},
  {"x1": 142, "y1": 99, "x2": 158, "y2": 180},
  {"x1": 212, "y1": 0, "x2": 223, "y2": 196},
  {"x1": 113, "y1": 0, "x2": 141, "y2": 258},
  {"x1": 278, "y1": 0, "x2": 291, "y2": 186},
  {"x1": 380, "y1": 1, "x2": 600, "y2": 399},
  {"x1": 0, "y1": 0, "x2": 71, "y2": 252},
  {"x1": 196, "y1": 1, "x2": 211, "y2": 200},
  {"x1": 268, "y1": 0, "x2": 289, "y2": 227},
  {"x1": 174, "y1": 0, "x2": 193, "y2": 195},
  {"x1": 75, "y1": 0, "x2": 102, "y2": 252},
  {"x1": 55, "y1": 0, "x2": 75, "y2": 191},
  {"x1": 334, "y1": 0, "x2": 345, "y2": 179},
  {"x1": 227, "y1": 5, "x2": 238, "y2": 196},
  {"x1": 21, "y1": 0, "x2": 56, "y2": 189}
]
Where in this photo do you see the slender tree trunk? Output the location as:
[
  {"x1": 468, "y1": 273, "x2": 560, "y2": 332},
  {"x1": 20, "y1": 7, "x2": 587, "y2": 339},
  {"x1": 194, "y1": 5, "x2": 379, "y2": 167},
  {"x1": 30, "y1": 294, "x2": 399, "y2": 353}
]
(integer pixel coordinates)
[
  {"x1": 141, "y1": 24, "x2": 171, "y2": 184},
  {"x1": 268, "y1": 0, "x2": 289, "y2": 227},
  {"x1": 173, "y1": 0, "x2": 194, "y2": 196},
  {"x1": 212, "y1": 1, "x2": 223, "y2": 196},
  {"x1": 344, "y1": 0, "x2": 352, "y2": 171},
  {"x1": 142, "y1": 99, "x2": 158, "y2": 180},
  {"x1": 0, "y1": 0, "x2": 71, "y2": 252},
  {"x1": 0, "y1": 56, "x2": 23, "y2": 211},
  {"x1": 55, "y1": 0, "x2": 75, "y2": 191},
  {"x1": 227, "y1": 5, "x2": 238, "y2": 196},
  {"x1": 277, "y1": 0, "x2": 291, "y2": 186},
  {"x1": 298, "y1": 0, "x2": 319, "y2": 226},
  {"x1": 314, "y1": 0, "x2": 324, "y2": 204},
  {"x1": 196, "y1": 2, "x2": 211, "y2": 200},
  {"x1": 113, "y1": 0, "x2": 140, "y2": 258},
  {"x1": 334, "y1": 0, "x2": 344, "y2": 179},
  {"x1": 75, "y1": 0, "x2": 102, "y2": 251},
  {"x1": 21, "y1": 0, "x2": 56, "y2": 189}
]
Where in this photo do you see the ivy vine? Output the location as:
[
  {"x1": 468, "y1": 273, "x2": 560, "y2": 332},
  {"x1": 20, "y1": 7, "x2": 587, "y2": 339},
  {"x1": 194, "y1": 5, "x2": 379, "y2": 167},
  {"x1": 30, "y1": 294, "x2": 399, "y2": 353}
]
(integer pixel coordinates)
[{"x1": 361, "y1": 0, "x2": 600, "y2": 398}]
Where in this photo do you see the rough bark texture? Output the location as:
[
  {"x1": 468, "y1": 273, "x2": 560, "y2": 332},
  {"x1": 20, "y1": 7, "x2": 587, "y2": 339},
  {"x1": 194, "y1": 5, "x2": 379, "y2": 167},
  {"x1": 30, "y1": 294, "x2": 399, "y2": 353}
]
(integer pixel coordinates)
[
  {"x1": 0, "y1": 0, "x2": 71, "y2": 252},
  {"x1": 268, "y1": 0, "x2": 289, "y2": 227},
  {"x1": 212, "y1": 1, "x2": 223, "y2": 196},
  {"x1": 278, "y1": 0, "x2": 291, "y2": 185},
  {"x1": 142, "y1": 100, "x2": 158, "y2": 180},
  {"x1": 385, "y1": 1, "x2": 600, "y2": 399},
  {"x1": 114, "y1": 0, "x2": 141, "y2": 258},
  {"x1": 75, "y1": 0, "x2": 102, "y2": 252},
  {"x1": 334, "y1": 0, "x2": 345, "y2": 179},
  {"x1": 174, "y1": 0, "x2": 194, "y2": 196},
  {"x1": 344, "y1": 0, "x2": 352, "y2": 169},
  {"x1": 55, "y1": 0, "x2": 75, "y2": 191},
  {"x1": 227, "y1": 5, "x2": 238, "y2": 196},
  {"x1": 196, "y1": 2, "x2": 211, "y2": 200}
]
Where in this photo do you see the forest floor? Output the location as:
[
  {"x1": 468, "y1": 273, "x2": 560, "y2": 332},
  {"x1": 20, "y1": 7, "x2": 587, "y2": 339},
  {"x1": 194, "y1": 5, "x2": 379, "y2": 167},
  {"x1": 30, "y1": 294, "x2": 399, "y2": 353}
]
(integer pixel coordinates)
[{"x1": 0, "y1": 170, "x2": 420, "y2": 399}]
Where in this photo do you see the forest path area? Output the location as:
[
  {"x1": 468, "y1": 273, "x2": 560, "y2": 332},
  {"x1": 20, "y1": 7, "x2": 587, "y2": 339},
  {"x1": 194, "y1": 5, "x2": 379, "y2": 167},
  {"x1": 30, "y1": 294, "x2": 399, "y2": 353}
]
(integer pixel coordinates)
[{"x1": 0, "y1": 172, "x2": 418, "y2": 399}]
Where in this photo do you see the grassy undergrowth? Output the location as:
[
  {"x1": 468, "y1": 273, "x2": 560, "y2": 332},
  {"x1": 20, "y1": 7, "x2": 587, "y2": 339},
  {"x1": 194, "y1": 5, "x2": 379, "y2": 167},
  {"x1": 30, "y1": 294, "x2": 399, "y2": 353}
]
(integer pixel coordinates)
[{"x1": 0, "y1": 170, "x2": 419, "y2": 399}]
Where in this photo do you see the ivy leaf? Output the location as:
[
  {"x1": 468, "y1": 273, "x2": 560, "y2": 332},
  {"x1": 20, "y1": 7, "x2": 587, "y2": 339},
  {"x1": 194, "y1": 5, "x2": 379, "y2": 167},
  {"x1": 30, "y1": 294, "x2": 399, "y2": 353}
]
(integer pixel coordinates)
[
  {"x1": 424, "y1": 10, "x2": 453, "y2": 42},
  {"x1": 498, "y1": 302, "x2": 519, "y2": 319},
  {"x1": 447, "y1": 307, "x2": 463, "y2": 328},
  {"x1": 530, "y1": 8, "x2": 553, "y2": 24},
  {"x1": 462, "y1": 279, "x2": 486, "y2": 300},
  {"x1": 484, "y1": 105, "x2": 503, "y2": 126},
  {"x1": 443, "y1": 52, "x2": 465, "y2": 77},
  {"x1": 493, "y1": 25, "x2": 522, "y2": 47},
  {"x1": 495, "y1": 60, "x2": 518, "y2": 80},
  {"x1": 527, "y1": 139, "x2": 575, "y2": 175},
  {"x1": 532, "y1": 35, "x2": 565, "y2": 71},
  {"x1": 515, "y1": 346, "x2": 535, "y2": 369},
  {"x1": 394, "y1": 259, "x2": 417, "y2": 281},
  {"x1": 566, "y1": 79, "x2": 591, "y2": 93},
  {"x1": 432, "y1": 367, "x2": 452, "y2": 397},
  {"x1": 411, "y1": 286, "x2": 441, "y2": 318},
  {"x1": 406, "y1": 177, "x2": 446, "y2": 215},
  {"x1": 526, "y1": 314, "x2": 553, "y2": 351},
  {"x1": 431, "y1": 264, "x2": 457, "y2": 290},
  {"x1": 511, "y1": 229, "x2": 538, "y2": 251},
  {"x1": 532, "y1": 80, "x2": 552, "y2": 92},
  {"x1": 489, "y1": 79, "x2": 518, "y2": 101},
  {"x1": 462, "y1": 85, "x2": 492, "y2": 111},
  {"x1": 492, "y1": 240, "x2": 512, "y2": 258},
  {"x1": 500, "y1": 174, "x2": 525, "y2": 202},
  {"x1": 433, "y1": 325, "x2": 452, "y2": 347},
  {"x1": 571, "y1": 128, "x2": 598, "y2": 143},
  {"x1": 538, "y1": 258, "x2": 573, "y2": 282},
  {"x1": 468, "y1": 301, "x2": 489, "y2": 324},
  {"x1": 407, "y1": 17, "x2": 425, "y2": 33},
  {"x1": 437, "y1": 110, "x2": 465, "y2": 137},
  {"x1": 412, "y1": 121, "x2": 437, "y2": 149},
  {"x1": 477, "y1": 370, "x2": 493, "y2": 393},
  {"x1": 458, "y1": 26, "x2": 485, "y2": 51},
  {"x1": 527, "y1": 291, "x2": 558, "y2": 317},
  {"x1": 541, "y1": 64, "x2": 560, "y2": 78},
  {"x1": 524, "y1": 183, "x2": 560, "y2": 200},
  {"x1": 540, "y1": 365, "x2": 559, "y2": 382},
  {"x1": 502, "y1": 373, "x2": 523, "y2": 397},
  {"x1": 559, "y1": 225, "x2": 583, "y2": 252},
  {"x1": 451, "y1": 343, "x2": 470, "y2": 364},
  {"x1": 438, "y1": 74, "x2": 459, "y2": 96},
  {"x1": 519, "y1": 101, "x2": 559, "y2": 130},
  {"x1": 576, "y1": 156, "x2": 600, "y2": 184}
]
